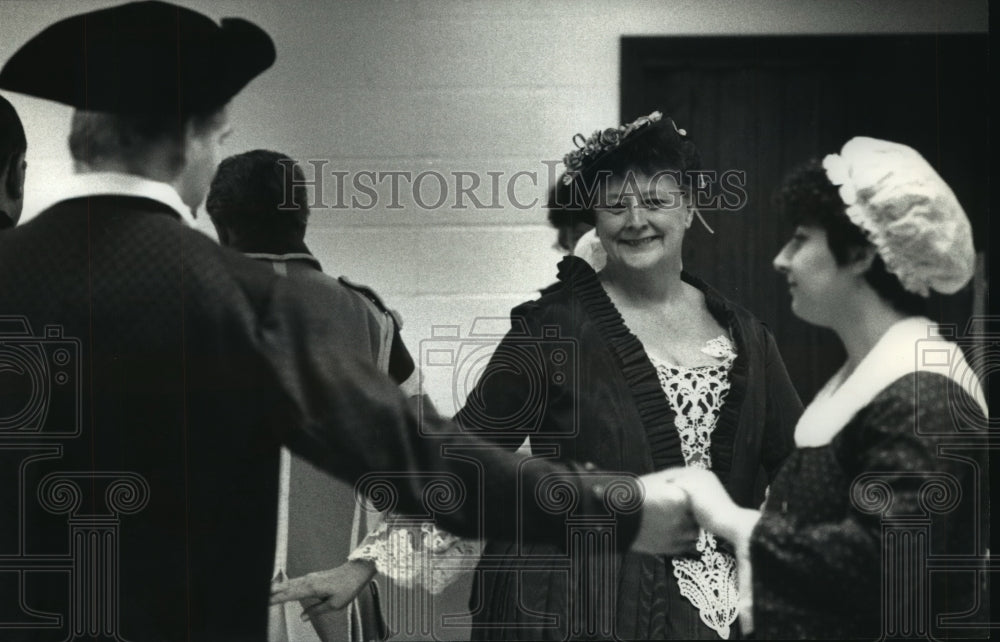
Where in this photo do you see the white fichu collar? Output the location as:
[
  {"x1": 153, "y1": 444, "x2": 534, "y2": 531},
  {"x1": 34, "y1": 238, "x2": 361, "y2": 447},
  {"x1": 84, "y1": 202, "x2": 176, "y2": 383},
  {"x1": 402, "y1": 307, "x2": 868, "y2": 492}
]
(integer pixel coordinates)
[{"x1": 795, "y1": 316, "x2": 988, "y2": 448}]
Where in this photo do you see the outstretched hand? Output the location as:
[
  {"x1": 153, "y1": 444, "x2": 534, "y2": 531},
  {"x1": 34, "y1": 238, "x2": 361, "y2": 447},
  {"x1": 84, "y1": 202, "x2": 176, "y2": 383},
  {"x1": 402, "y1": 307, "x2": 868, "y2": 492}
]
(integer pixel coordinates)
[{"x1": 270, "y1": 559, "x2": 377, "y2": 621}]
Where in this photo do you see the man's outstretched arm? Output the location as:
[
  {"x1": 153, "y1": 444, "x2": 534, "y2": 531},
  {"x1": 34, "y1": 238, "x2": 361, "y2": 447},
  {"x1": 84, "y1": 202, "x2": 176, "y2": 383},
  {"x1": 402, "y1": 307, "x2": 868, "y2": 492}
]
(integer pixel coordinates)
[{"x1": 260, "y1": 277, "x2": 695, "y2": 555}]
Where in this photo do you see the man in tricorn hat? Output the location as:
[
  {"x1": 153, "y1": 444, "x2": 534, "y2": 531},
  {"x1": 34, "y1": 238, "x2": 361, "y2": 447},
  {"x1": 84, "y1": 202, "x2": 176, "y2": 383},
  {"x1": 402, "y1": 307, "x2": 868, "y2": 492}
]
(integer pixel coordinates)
[{"x1": 0, "y1": 3, "x2": 693, "y2": 640}]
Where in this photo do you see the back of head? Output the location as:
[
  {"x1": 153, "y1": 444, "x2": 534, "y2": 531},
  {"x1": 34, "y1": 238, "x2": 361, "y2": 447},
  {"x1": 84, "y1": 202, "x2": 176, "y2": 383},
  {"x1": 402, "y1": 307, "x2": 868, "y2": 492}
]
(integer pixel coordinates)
[
  {"x1": 206, "y1": 149, "x2": 310, "y2": 251},
  {"x1": 0, "y1": 1, "x2": 276, "y2": 204},
  {"x1": 68, "y1": 108, "x2": 223, "y2": 177},
  {"x1": 0, "y1": 94, "x2": 27, "y2": 228}
]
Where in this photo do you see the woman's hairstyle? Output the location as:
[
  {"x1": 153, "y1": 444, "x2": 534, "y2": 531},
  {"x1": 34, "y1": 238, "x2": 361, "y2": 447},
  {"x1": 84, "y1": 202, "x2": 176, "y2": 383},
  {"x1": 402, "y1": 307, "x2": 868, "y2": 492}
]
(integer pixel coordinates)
[
  {"x1": 562, "y1": 113, "x2": 701, "y2": 222},
  {"x1": 774, "y1": 160, "x2": 926, "y2": 315}
]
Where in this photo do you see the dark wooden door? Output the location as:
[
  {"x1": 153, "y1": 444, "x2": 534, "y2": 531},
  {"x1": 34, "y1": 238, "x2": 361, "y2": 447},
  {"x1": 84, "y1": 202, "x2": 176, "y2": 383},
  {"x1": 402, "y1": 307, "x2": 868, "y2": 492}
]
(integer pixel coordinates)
[{"x1": 621, "y1": 34, "x2": 988, "y2": 401}]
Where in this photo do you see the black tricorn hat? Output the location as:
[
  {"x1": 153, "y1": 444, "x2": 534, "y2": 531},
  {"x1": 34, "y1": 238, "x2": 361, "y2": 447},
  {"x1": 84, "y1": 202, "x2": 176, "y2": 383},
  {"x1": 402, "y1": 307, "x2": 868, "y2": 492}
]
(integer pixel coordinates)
[{"x1": 0, "y1": 0, "x2": 275, "y2": 116}]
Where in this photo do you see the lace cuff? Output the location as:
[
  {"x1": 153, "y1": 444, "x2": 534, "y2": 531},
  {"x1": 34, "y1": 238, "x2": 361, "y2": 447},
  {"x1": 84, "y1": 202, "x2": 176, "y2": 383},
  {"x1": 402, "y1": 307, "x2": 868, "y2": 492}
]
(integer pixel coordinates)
[{"x1": 348, "y1": 519, "x2": 482, "y2": 594}]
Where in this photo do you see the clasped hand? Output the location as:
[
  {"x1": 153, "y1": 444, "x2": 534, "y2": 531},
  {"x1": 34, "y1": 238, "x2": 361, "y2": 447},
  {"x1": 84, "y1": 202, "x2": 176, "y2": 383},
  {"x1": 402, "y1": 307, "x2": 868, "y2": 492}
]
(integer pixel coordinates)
[
  {"x1": 634, "y1": 467, "x2": 758, "y2": 554},
  {"x1": 271, "y1": 469, "x2": 751, "y2": 617}
]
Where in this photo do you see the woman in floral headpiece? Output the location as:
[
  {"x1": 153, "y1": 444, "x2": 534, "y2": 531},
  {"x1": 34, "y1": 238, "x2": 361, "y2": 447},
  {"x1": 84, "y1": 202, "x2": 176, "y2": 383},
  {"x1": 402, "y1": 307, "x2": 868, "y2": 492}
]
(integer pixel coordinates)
[
  {"x1": 447, "y1": 112, "x2": 803, "y2": 640},
  {"x1": 667, "y1": 137, "x2": 989, "y2": 640}
]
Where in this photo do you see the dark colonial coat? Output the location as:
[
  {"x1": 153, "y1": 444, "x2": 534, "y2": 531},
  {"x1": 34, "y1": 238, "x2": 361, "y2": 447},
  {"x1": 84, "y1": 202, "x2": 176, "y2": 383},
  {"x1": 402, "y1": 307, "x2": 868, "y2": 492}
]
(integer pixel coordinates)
[{"x1": 0, "y1": 198, "x2": 638, "y2": 641}]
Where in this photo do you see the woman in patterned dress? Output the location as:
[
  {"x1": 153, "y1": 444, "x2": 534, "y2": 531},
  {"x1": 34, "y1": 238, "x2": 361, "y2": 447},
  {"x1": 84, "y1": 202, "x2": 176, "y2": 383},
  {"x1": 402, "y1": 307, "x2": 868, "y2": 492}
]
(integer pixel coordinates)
[
  {"x1": 669, "y1": 137, "x2": 989, "y2": 640},
  {"x1": 444, "y1": 112, "x2": 803, "y2": 640}
]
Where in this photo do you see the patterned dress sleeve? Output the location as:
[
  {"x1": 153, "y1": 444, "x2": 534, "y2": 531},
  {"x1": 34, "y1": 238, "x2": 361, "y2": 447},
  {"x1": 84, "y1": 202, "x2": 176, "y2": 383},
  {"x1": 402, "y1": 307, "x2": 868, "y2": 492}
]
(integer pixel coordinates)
[{"x1": 749, "y1": 372, "x2": 984, "y2": 633}]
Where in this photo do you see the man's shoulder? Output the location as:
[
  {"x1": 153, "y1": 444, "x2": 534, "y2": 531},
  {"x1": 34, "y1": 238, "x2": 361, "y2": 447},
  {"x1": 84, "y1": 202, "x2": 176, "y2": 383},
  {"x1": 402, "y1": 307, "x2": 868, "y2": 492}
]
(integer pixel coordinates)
[
  {"x1": 336, "y1": 275, "x2": 403, "y2": 328},
  {"x1": 4, "y1": 196, "x2": 248, "y2": 278},
  {"x1": 269, "y1": 269, "x2": 382, "y2": 326}
]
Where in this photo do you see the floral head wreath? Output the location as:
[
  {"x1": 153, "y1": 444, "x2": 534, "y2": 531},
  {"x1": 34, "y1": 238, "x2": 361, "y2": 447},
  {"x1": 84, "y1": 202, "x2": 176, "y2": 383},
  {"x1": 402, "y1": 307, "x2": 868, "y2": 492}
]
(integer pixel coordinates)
[
  {"x1": 561, "y1": 111, "x2": 681, "y2": 185},
  {"x1": 560, "y1": 111, "x2": 714, "y2": 233}
]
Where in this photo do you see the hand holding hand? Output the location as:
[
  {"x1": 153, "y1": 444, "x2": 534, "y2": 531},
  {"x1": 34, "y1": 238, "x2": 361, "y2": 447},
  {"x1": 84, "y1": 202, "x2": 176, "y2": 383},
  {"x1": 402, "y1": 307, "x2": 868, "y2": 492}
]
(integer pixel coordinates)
[
  {"x1": 660, "y1": 467, "x2": 760, "y2": 548},
  {"x1": 630, "y1": 473, "x2": 700, "y2": 556},
  {"x1": 270, "y1": 559, "x2": 377, "y2": 621}
]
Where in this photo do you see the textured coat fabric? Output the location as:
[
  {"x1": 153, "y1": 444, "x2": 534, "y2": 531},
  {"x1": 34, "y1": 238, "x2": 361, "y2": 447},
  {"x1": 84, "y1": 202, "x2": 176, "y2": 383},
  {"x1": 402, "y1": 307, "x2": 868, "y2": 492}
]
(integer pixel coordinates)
[
  {"x1": 0, "y1": 199, "x2": 640, "y2": 642},
  {"x1": 457, "y1": 256, "x2": 802, "y2": 640},
  {"x1": 244, "y1": 250, "x2": 415, "y2": 388},
  {"x1": 751, "y1": 371, "x2": 989, "y2": 640}
]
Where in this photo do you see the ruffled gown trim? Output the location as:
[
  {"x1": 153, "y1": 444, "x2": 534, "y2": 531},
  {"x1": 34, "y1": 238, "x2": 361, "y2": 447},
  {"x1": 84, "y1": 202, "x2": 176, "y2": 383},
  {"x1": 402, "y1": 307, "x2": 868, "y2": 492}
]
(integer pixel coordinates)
[{"x1": 554, "y1": 256, "x2": 749, "y2": 481}]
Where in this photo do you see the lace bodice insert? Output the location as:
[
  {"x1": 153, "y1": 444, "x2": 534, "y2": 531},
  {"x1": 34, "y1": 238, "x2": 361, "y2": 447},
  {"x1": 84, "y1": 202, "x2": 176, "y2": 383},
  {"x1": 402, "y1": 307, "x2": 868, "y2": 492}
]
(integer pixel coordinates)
[{"x1": 650, "y1": 335, "x2": 740, "y2": 639}]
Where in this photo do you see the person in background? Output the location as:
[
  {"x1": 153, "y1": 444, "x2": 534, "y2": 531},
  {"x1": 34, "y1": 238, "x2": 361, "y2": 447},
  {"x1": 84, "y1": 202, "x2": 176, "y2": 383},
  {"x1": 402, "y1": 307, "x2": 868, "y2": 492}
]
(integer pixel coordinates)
[
  {"x1": 538, "y1": 174, "x2": 593, "y2": 296},
  {"x1": 207, "y1": 149, "x2": 420, "y2": 642},
  {"x1": 670, "y1": 137, "x2": 989, "y2": 640},
  {"x1": 548, "y1": 173, "x2": 594, "y2": 255},
  {"x1": 0, "y1": 93, "x2": 26, "y2": 229}
]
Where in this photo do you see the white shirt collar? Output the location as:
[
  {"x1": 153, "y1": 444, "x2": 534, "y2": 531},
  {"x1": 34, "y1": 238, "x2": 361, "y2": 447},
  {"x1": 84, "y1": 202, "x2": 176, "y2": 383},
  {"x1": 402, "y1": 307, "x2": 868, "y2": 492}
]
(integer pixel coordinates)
[
  {"x1": 35, "y1": 172, "x2": 195, "y2": 226},
  {"x1": 794, "y1": 316, "x2": 989, "y2": 448}
]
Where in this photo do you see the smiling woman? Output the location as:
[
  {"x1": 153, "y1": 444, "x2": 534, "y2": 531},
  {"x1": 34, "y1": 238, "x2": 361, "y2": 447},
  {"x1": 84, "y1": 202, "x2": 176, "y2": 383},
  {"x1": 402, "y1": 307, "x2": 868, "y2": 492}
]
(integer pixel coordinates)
[
  {"x1": 445, "y1": 112, "x2": 803, "y2": 640},
  {"x1": 594, "y1": 171, "x2": 693, "y2": 283}
]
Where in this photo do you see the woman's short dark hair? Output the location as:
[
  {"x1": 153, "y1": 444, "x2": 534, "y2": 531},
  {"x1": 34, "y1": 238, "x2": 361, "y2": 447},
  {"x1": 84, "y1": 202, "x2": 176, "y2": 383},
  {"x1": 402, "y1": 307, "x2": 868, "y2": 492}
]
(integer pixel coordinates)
[
  {"x1": 205, "y1": 149, "x2": 309, "y2": 237},
  {"x1": 567, "y1": 117, "x2": 702, "y2": 221},
  {"x1": 774, "y1": 159, "x2": 926, "y2": 315}
]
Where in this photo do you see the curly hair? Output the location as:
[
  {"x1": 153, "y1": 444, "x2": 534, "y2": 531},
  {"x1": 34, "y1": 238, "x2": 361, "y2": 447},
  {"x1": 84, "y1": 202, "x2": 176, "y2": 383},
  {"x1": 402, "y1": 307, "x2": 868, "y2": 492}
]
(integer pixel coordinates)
[
  {"x1": 206, "y1": 149, "x2": 309, "y2": 240},
  {"x1": 566, "y1": 117, "x2": 701, "y2": 221},
  {"x1": 774, "y1": 159, "x2": 926, "y2": 315}
]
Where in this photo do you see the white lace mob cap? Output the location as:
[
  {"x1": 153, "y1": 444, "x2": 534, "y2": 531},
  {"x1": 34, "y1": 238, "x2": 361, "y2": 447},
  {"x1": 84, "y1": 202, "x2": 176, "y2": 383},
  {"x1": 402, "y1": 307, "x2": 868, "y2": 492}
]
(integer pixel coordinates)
[{"x1": 822, "y1": 136, "x2": 975, "y2": 297}]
